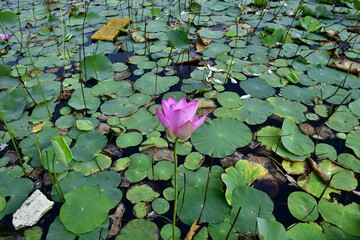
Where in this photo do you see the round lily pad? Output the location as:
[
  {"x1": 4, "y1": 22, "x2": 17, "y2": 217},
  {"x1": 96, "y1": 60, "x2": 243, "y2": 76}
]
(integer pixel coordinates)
[
  {"x1": 151, "y1": 198, "x2": 170, "y2": 215},
  {"x1": 126, "y1": 184, "x2": 160, "y2": 204},
  {"x1": 133, "y1": 202, "x2": 148, "y2": 218},
  {"x1": 240, "y1": 78, "x2": 275, "y2": 99},
  {"x1": 326, "y1": 111, "x2": 358, "y2": 133},
  {"x1": 237, "y1": 98, "x2": 273, "y2": 125},
  {"x1": 288, "y1": 191, "x2": 319, "y2": 221},
  {"x1": 120, "y1": 108, "x2": 158, "y2": 134},
  {"x1": 72, "y1": 131, "x2": 107, "y2": 162},
  {"x1": 184, "y1": 152, "x2": 204, "y2": 170},
  {"x1": 116, "y1": 219, "x2": 159, "y2": 240},
  {"x1": 191, "y1": 118, "x2": 252, "y2": 158},
  {"x1": 257, "y1": 126, "x2": 281, "y2": 151},
  {"x1": 160, "y1": 224, "x2": 181, "y2": 240},
  {"x1": 116, "y1": 132, "x2": 143, "y2": 148},
  {"x1": 147, "y1": 161, "x2": 173, "y2": 180},
  {"x1": 216, "y1": 91, "x2": 242, "y2": 108},
  {"x1": 75, "y1": 119, "x2": 93, "y2": 131},
  {"x1": 337, "y1": 153, "x2": 360, "y2": 173},
  {"x1": 60, "y1": 185, "x2": 113, "y2": 235},
  {"x1": 267, "y1": 97, "x2": 307, "y2": 123},
  {"x1": 315, "y1": 143, "x2": 337, "y2": 160}
]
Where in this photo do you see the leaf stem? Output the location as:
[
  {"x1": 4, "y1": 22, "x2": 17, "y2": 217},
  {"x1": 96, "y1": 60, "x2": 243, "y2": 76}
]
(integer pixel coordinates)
[{"x1": 172, "y1": 137, "x2": 179, "y2": 240}]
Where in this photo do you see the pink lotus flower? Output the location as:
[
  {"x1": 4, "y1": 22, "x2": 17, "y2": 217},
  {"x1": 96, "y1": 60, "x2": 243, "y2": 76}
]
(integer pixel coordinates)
[
  {"x1": 0, "y1": 33, "x2": 10, "y2": 41},
  {"x1": 156, "y1": 97, "x2": 207, "y2": 139}
]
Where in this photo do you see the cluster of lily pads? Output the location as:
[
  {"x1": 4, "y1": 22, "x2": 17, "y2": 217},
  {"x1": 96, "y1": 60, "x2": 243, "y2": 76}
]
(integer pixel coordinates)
[{"x1": 0, "y1": 0, "x2": 359, "y2": 239}]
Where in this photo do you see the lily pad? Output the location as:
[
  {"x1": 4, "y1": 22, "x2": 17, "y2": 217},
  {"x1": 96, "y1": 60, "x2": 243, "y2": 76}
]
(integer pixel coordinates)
[
  {"x1": 345, "y1": 130, "x2": 360, "y2": 158},
  {"x1": 191, "y1": 118, "x2": 252, "y2": 158},
  {"x1": 318, "y1": 199, "x2": 360, "y2": 236},
  {"x1": 237, "y1": 98, "x2": 273, "y2": 125},
  {"x1": 288, "y1": 191, "x2": 319, "y2": 221},
  {"x1": 126, "y1": 184, "x2": 159, "y2": 204},
  {"x1": 116, "y1": 219, "x2": 159, "y2": 240},
  {"x1": 257, "y1": 218, "x2": 288, "y2": 240},
  {"x1": 231, "y1": 186, "x2": 274, "y2": 235},
  {"x1": 72, "y1": 131, "x2": 107, "y2": 162},
  {"x1": 221, "y1": 160, "x2": 268, "y2": 205},
  {"x1": 281, "y1": 118, "x2": 315, "y2": 156},
  {"x1": 116, "y1": 132, "x2": 143, "y2": 148},
  {"x1": 60, "y1": 185, "x2": 113, "y2": 235},
  {"x1": 81, "y1": 54, "x2": 114, "y2": 81},
  {"x1": 287, "y1": 222, "x2": 325, "y2": 240},
  {"x1": 326, "y1": 111, "x2": 358, "y2": 133},
  {"x1": 267, "y1": 97, "x2": 307, "y2": 123},
  {"x1": 240, "y1": 77, "x2": 275, "y2": 99}
]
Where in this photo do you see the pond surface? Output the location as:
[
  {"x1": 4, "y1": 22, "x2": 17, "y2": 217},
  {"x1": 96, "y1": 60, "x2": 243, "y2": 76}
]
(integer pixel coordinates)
[{"x1": 0, "y1": 0, "x2": 360, "y2": 239}]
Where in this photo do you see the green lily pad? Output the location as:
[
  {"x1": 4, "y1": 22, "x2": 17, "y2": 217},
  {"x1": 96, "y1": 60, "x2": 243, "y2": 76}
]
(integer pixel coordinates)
[
  {"x1": 191, "y1": 118, "x2": 252, "y2": 158},
  {"x1": 281, "y1": 118, "x2": 315, "y2": 156},
  {"x1": 147, "y1": 161, "x2": 173, "y2": 180},
  {"x1": 60, "y1": 185, "x2": 113, "y2": 235},
  {"x1": 280, "y1": 85, "x2": 319, "y2": 104},
  {"x1": 151, "y1": 198, "x2": 170, "y2": 215},
  {"x1": 318, "y1": 159, "x2": 357, "y2": 191},
  {"x1": 126, "y1": 184, "x2": 160, "y2": 204},
  {"x1": 240, "y1": 77, "x2": 275, "y2": 99},
  {"x1": 81, "y1": 54, "x2": 114, "y2": 81},
  {"x1": 120, "y1": 108, "x2": 158, "y2": 134},
  {"x1": 345, "y1": 130, "x2": 360, "y2": 158},
  {"x1": 267, "y1": 97, "x2": 307, "y2": 123},
  {"x1": 177, "y1": 167, "x2": 230, "y2": 225},
  {"x1": 326, "y1": 111, "x2": 358, "y2": 133},
  {"x1": 116, "y1": 219, "x2": 159, "y2": 240},
  {"x1": 135, "y1": 72, "x2": 179, "y2": 95},
  {"x1": 208, "y1": 219, "x2": 237, "y2": 240},
  {"x1": 133, "y1": 202, "x2": 148, "y2": 218},
  {"x1": 75, "y1": 120, "x2": 93, "y2": 131},
  {"x1": 166, "y1": 30, "x2": 190, "y2": 50},
  {"x1": 116, "y1": 132, "x2": 143, "y2": 148},
  {"x1": 101, "y1": 97, "x2": 139, "y2": 117},
  {"x1": 160, "y1": 224, "x2": 181, "y2": 240},
  {"x1": 257, "y1": 126, "x2": 281, "y2": 151},
  {"x1": 68, "y1": 89, "x2": 101, "y2": 112},
  {"x1": 318, "y1": 199, "x2": 360, "y2": 236},
  {"x1": 288, "y1": 191, "x2": 319, "y2": 221},
  {"x1": 337, "y1": 153, "x2": 360, "y2": 173},
  {"x1": 231, "y1": 186, "x2": 274, "y2": 235},
  {"x1": 72, "y1": 131, "x2": 107, "y2": 162},
  {"x1": 198, "y1": 28, "x2": 225, "y2": 39},
  {"x1": 216, "y1": 91, "x2": 242, "y2": 108},
  {"x1": 287, "y1": 222, "x2": 325, "y2": 240},
  {"x1": 315, "y1": 143, "x2": 337, "y2": 160},
  {"x1": 184, "y1": 152, "x2": 204, "y2": 170},
  {"x1": 0, "y1": 178, "x2": 33, "y2": 220},
  {"x1": 221, "y1": 160, "x2": 268, "y2": 205},
  {"x1": 237, "y1": 98, "x2": 273, "y2": 125},
  {"x1": 297, "y1": 172, "x2": 340, "y2": 199},
  {"x1": 321, "y1": 222, "x2": 360, "y2": 240},
  {"x1": 257, "y1": 218, "x2": 288, "y2": 240},
  {"x1": 348, "y1": 99, "x2": 360, "y2": 118}
]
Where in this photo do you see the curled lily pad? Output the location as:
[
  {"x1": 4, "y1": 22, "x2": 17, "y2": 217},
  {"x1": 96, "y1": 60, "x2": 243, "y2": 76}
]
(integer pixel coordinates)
[
  {"x1": 191, "y1": 118, "x2": 252, "y2": 158},
  {"x1": 281, "y1": 119, "x2": 315, "y2": 156}
]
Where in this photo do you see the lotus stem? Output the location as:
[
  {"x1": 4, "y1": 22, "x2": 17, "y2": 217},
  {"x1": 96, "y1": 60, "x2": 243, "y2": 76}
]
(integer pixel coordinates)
[{"x1": 172, "y1": 137, "x2": 179, "y2": 240}]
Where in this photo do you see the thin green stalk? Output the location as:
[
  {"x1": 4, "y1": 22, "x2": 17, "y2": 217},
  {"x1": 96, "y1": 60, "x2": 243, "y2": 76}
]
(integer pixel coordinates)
[
  {"x1": 0, "y1": 111, "x2": 25, "y2": 174},
  {"x1": 172, "y1": 137, "x2": 179, "y2": 240},
  {"x1": 45, "y1": 151, "x2": 65, "y2": 203},
  {"x1": 26, "y1": 45, "x2": 52, "y2": 118},
  {"x1": 225, "y1": 17, "x2": 240, "y2": 81}
]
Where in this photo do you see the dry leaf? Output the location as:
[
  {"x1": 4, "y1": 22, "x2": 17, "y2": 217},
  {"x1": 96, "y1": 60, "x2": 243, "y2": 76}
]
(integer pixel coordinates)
[
  {"x1": 308, "y1": 158, "x2": 331, "y2": 183},
  {"x1": 184, "y1": 219, "x2": 200, "y2": 240},
  {"x1": 31, "y1": 121, "x2": 50, "y2": 133},
  {"x1": 328, "y1": 58, "x2": 360, "y2": 75},
  {"x1": 107, "y1": 203, "x2": 126, "y2": 238},
  {"x1": 195, "y1": 36, "x2": 212, "y2": 53}
]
